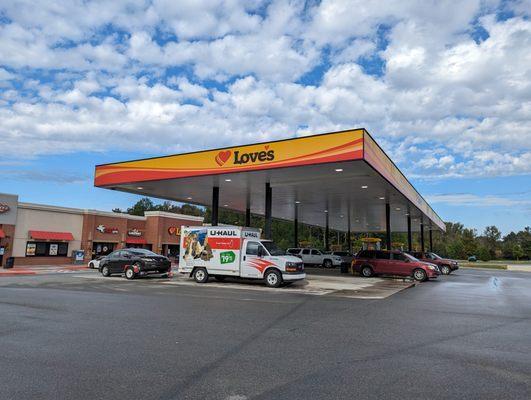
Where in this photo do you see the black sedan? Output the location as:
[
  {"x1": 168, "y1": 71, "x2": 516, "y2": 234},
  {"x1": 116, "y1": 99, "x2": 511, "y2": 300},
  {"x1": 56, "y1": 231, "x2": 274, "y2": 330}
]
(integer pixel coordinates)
[{"x1": 99, "y1": 248, "x2": 171, "y2": 279}]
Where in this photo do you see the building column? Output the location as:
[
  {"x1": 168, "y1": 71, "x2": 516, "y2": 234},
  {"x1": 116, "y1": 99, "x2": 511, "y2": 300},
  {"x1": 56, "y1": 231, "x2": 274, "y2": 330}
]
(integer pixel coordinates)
[
  {"x1": 264, "y1": 182, "x2": 272, "y2": 239},
  {"x1": 211, "y1": 186, "x2": 219, "y2": 226},
  {"x1": 420, "y1": 223, "x2": 425, "y2": 253},
  {"x1": 429, "y1": 228, "x2": 433, "y2": 252},
  {"x1": 385, "y1": 202, "x2": 391, "y2": 250},
  {"x1": 407, "y1": 214, "x2": 412, "y2": 252},
  {"x1": 293, "y1": 203, "x2": 299, "y2": 248},
  {"x1": 324, "y1": 211, "x2": 329, "y2": 251}
]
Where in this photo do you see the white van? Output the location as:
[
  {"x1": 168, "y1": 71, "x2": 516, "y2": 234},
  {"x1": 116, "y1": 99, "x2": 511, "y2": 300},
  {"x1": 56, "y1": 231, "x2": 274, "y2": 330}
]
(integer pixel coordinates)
[{"x1": 179, "y1": 226, "x2": 305, "y2": 287}]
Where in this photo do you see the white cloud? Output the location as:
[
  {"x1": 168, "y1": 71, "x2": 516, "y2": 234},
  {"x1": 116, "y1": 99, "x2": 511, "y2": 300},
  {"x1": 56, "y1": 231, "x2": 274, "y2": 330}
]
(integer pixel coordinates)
[
  {"x1": 0, "y1": 0, "x2": 529, "y2": 181},
  {"x1": 426, "y1": 193, "x2": 531, "y2": 207}
]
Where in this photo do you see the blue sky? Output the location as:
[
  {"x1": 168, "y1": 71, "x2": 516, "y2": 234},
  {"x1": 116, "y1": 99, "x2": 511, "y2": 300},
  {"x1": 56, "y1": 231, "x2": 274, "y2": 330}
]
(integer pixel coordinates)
[{"x1": 1, "y1": 0, "x2": 530, "y2": 235}]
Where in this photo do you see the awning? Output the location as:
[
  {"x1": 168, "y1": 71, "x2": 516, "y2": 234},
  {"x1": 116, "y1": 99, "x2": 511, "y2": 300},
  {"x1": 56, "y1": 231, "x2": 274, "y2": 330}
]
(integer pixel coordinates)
[
  {"x1": 126, "y1": 238, "x2": 147, "y2": 245},
  {"x1": 29, "y1": 230, "x2": 75, "y2": 241},
  {"x1": 0, "y1": 229, "x2": 5, "y2": 239}
]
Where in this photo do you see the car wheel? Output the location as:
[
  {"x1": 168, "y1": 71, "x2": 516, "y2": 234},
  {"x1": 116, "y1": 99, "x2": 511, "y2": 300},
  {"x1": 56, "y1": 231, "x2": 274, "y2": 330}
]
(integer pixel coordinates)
[
  {"x1": 193, "y1": 268, "x2": 209, "y2": 283},
  {"x1": 413, "y1": 268, "x2": 428, "y2": 282},
  {"x1": 440, "y1": 265, "x2": 451, "y2": 275},
  {"x1": 101, "y1": 266, "x2": 110, "y2": 277},
  {"x1": 214, "y1": 275, "x2": 226, "y2": 282},
  {"x1": 322, "y1": 259, "x2": 333, "y2": 269},
  {"x1": 125, "y1": 266, "x2": 136, "y2": 280},
  {"x1": 361, "y1": 265, "x2": 374, "y2": 277},
  {"x1": 88, "y1": 262, "x2": 93, "y2": 269},
  {"x1": 264, "y1": 269, "x2": 282, "y2": 288}
]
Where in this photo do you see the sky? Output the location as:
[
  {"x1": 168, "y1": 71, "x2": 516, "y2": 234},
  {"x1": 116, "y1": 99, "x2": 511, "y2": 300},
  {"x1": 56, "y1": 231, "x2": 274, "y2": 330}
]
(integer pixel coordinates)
[{"x1": 0, "y1": 0, "x2": 530, "y2": 235}]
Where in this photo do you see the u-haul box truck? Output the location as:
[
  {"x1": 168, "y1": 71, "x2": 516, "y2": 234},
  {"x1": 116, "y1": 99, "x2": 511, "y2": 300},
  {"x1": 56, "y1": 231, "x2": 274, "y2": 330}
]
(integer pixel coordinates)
[{"x1": 179, "y1": 226, "x2": 305, "y2": 287}]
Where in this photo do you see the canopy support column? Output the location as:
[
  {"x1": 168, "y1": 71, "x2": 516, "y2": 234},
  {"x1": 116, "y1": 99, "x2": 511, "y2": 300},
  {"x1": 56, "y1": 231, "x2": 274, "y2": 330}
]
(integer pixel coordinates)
[
  {"x1": 407, "y1": 214, "x2": 412, "y2": 252},
  {"x1": 347, "y1": 210, "x2": 352, "y2": 254},
  {"x1": 211, "y1": 186, "x2": 219, "y2": 226},
  {"x1": 324, "y1": 211, "x2": 329, "y2": 251},
  {"x1": 429, "y1": 228, "x2": 433, "y2": 252},
  {"x1": 294, "y1": 203, "x2": 299, "y2": 248},
  {"x1": 264, "y1": 182, "x2": 272, "y2": 239},
  {"x1": 420, "y1": 223, "x2": 425, "y2": 253},
  {"x1": 245, "y1": 207, "x2": 251, "y2": 227},
  {"x1": 385, "y1": 203, "x2": 391, "y2": 250}
]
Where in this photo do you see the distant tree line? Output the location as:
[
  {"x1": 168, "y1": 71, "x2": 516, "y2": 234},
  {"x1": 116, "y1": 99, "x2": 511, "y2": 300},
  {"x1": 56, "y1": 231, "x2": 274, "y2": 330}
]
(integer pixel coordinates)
[{"x1": 114, "y1": 198, "x2": 530, "y2": 261}]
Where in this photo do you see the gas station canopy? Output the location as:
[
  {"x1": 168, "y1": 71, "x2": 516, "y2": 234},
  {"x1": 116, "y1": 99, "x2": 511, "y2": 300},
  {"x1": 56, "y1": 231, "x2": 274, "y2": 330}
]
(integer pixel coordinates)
[{"x1": 94, "y1": 129, "x2": 445, "y2": 234}]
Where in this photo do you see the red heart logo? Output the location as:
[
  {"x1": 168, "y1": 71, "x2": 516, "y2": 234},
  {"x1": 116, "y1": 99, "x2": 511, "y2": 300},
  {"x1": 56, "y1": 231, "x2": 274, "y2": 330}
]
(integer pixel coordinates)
[
  {"x1": 168, "y1": 226, "x2": 176, "y2": 235},
  {"x1": 215, "y1": 150, "x2": 231, "y2": 166}
]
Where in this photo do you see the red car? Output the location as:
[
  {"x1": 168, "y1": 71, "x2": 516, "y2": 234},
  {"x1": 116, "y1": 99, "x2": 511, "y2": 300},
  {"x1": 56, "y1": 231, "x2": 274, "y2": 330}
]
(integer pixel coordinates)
[
  {"x1": 409, "y1": 252, "x2": 459, "y2": 275},
  {"x1": 352, "y1": 250, "x2": 439, "y2": 281}
]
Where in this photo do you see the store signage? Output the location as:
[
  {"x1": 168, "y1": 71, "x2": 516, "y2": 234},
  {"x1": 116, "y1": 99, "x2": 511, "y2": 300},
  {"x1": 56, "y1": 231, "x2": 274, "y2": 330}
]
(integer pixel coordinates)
[
  {"x1": 127, "y1": 228, "x2": 142, "y2": 237},
  {"x1": 96, "y1": 225, "x2": 119, "y2": 234},
  {"x1": 167, "y1": 226, "x2": 181, "y2": 236},
  {"x1": 0, "y1": 203, "x2": 10, "y2": 214}
]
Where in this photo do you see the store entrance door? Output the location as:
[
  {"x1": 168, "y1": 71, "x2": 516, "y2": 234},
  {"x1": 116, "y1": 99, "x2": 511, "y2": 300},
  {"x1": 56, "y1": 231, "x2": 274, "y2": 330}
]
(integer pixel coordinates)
[{"x1": 92, "y1": 242, "x2": 115, "y2": 259}]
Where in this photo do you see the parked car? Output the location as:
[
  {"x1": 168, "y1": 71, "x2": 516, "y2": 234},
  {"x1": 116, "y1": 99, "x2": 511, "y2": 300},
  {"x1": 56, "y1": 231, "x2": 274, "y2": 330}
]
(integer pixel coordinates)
[
  {"x1": 286, "y1": 248, "x2": 342, "y2": 268},
  {"x1": 352, "y1": 250, "x2": 439, "y2": 281},
  {"x1": 468, "y1": 255, "x2": 477, "y2": 262},
  {"x1": 99, "y1": 248, "x2": 171, "y2": 279},
  {"x1": 88, "y1": 256, "x2": 103, "y2": 269},
  {"x1": 330, "y1": 251, "x2": 354, "y2": 266},
  {"x1": 408, "y1": 251, "x2": 459, "y2": 275}
]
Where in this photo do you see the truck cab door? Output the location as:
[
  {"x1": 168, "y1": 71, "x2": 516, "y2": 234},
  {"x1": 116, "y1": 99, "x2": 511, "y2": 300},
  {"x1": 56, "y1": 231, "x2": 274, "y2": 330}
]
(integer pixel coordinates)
[{"x1": 241, "y1": 241, "x2": 264, "y2": 278}]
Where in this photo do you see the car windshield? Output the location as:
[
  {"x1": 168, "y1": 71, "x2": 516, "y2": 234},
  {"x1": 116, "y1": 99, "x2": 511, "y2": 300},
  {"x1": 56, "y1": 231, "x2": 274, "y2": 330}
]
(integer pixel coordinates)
[
  {"x1": 261, "y1": 241, "x2": 285, "y2": 256},
  {"x1": 404, "y1": 253, "x2": 419, "y2": 262},
  {"x1": 430, "y1": 252, "x2": 443, "y2": 259},
  {"x1": 127, "y1": 249, "x2": 158, "y2": 256}
]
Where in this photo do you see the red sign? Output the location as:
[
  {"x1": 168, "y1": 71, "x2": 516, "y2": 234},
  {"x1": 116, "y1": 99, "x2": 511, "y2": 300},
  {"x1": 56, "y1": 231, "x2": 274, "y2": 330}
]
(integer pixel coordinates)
[
  {"x1": 168, "y1": 226, "x2": 181, "y2": 236},
  {"x1": 207, "y1": 237, "x2": 241, "y2": 250},
  {"x1": 0, "y1": 204, "x2": 10, "y2": 214}
]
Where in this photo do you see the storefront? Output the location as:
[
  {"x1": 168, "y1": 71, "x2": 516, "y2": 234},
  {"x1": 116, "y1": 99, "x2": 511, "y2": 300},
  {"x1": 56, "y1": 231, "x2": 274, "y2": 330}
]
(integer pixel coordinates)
[{"x1": 0, "y1": 193, "x2": 204, "y2": 267}]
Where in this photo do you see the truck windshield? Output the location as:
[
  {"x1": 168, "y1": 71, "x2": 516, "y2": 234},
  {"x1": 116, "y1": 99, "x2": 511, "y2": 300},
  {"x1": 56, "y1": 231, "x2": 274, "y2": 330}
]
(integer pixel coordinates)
[{"x1": 261, "y1": 241, "x2": 285, "y2": 256}]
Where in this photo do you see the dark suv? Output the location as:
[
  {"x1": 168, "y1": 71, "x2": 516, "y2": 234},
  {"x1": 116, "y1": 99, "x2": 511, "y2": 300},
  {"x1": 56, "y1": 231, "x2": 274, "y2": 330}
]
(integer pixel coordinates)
[
  {"x1": 409, "y1": 252, "x2": 458, "y2": 275},
  {"x1": 99, "y1": 248, "x2": 171, "y2": 280},
  {"x1": 352, "y1": 250, "x2": 439, "y2": 281}
]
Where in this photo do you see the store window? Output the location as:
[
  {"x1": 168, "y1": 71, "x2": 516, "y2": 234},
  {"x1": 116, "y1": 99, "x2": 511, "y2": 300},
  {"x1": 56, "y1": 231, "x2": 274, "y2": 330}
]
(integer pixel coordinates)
[{"x1": 26, "y1": 242, "x2": 69, "y2": 257}]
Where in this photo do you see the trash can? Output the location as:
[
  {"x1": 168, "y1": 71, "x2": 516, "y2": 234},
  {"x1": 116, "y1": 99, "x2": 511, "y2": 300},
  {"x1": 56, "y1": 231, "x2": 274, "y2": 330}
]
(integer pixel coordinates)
[
  {"x1": 340, "y1": 262, "x2": 349, "y2": 274},
  {"x1": 4, "y1": 257, "x2": 15, "y2": 269}
]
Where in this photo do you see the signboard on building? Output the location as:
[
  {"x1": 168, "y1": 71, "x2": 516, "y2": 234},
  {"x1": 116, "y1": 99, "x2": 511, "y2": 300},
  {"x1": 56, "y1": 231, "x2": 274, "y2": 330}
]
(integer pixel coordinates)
[
  {"x1": 96, "y1": 225, "x2": 119, "y2": 234},
  {"x1": 128, "y1": 228, "x2": 142, "y2": 237},
  {"x1": 0, "y1": 193, "x2": 18, "y2": 225},
  {"x1": 168, "y1": 226, "x2": 181, "y2": 236}
]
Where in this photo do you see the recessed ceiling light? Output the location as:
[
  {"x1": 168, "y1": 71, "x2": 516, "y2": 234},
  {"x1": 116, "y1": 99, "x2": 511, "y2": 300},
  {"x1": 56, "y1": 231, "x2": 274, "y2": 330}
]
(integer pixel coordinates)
[
  {"x1": 295, "y1": 201, "x2": 301, "y2": 204},
  {"x1": 187, "y1": 197, "x2": 192, "y2": 200},
  {"x1": 340, "y1": 215, "x2": 344, "y2": 218},
  {"x1": 225, "y1": 178, "x2": 232, "y2": 182},
  {"x1": 324, "y1": 210, "x2": 328, "y2": 213},
  {"x1": 361, "y1": 185, "x2": 368, "y2": 189},
  {"x1": 379, "y1": 197, "x2": 385, "y2": 200},
  {"x1": 355, "y1": 219, "x2": 360, "y2": 222},
  {"x1": 405, "y1": 213, "x2": 410, "y2": 216},
  {"x1": 136, "y1": 186, "x2": 143, "y2": 190},
  {"x1": 335, "y1": 168, "x2": 343, "y2": 172},
  {"x1": 395, "y1": 207, "x2": 401, "y2": 211},
  {"x1": 224, "y1": 204, "x2": 228, "y2": 207}
]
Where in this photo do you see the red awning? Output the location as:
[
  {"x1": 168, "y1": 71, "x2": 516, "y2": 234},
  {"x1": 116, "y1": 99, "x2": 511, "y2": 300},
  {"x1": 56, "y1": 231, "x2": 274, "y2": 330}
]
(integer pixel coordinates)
[
  {"x1": 29, "y1": 230, "x2": 75, "y2": 241},
  {"x1": 126, "y1": 238, "x2": 147, "y2": 245},
  {"x1": 0, "y1": 229, "x2": 5, "y2": 239}
]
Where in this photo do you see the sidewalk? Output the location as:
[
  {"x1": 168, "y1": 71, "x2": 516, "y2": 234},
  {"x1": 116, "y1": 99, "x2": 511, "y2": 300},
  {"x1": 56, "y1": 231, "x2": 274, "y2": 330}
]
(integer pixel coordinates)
[
  {"x1": 0, "y1": 264, "x2": 90, "y2": 276},
  {"x1": 506, "y1": 264, "x2": 531, "y2": 272}
]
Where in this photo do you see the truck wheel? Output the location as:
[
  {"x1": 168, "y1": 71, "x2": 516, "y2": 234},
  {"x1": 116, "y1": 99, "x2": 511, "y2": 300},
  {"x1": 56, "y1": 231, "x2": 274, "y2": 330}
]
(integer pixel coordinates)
[
  {"x1": 101, "y1": 266, "x2": 111, "y2": 277},
  {"x1": 322, "y1": 259, "x2": 333, "y2": 269},
  {"x1": 193, "y1": 268, "x2": 209, "y2": 283},
  {"x1": 413, "y1": 268, "x2": 428, "y2": 282},
  {"x1": 125, "y1": 266, "x2": 136, "y2": 280},
  {"x1": 264, "y1": 269, "x2": 282, "y2": 288},
  {"x1": 440, "y1": 265, "x2": 451, "y2": 275}
]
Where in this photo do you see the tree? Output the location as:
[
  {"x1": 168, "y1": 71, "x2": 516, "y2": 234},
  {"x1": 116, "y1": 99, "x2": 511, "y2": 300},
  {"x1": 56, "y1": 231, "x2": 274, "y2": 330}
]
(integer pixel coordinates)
[{"x1": 127, "y1": 198, "x2": 155, "y2": 216}]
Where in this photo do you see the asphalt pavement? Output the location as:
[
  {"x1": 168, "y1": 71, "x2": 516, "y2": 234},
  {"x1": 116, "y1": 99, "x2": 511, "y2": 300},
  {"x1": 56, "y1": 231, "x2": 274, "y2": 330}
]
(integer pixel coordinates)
[{"x1": 0, "y1": 268, "x2": 530, "y2": 400}]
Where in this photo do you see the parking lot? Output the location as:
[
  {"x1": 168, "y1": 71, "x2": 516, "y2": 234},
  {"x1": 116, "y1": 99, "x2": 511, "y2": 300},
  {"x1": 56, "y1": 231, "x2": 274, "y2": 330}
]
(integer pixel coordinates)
[{"x1": 1, "y1": 267, "x2": 530, "y2": 400}]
